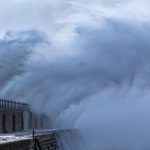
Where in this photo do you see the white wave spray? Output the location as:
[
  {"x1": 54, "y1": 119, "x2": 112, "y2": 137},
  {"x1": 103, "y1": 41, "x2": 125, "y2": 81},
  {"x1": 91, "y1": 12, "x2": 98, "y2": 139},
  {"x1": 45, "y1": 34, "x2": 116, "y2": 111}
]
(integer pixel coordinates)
[{"x1": 0, "y1": 0, "x2": 150, "y2": 149}]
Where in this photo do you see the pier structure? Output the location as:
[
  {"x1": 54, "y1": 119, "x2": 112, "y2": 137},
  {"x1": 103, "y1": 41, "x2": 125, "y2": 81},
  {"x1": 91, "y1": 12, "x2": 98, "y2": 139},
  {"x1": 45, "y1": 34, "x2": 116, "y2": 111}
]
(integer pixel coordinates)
[
  {"x1": 0, "y1": 129, "x2": 81, "y2": 150},
  {"x1": 0, "y1": 99, "x2": 49, "y2": 133},
  {"x1": 0, "y1": 99, "x2": 81, "y2": 149}
]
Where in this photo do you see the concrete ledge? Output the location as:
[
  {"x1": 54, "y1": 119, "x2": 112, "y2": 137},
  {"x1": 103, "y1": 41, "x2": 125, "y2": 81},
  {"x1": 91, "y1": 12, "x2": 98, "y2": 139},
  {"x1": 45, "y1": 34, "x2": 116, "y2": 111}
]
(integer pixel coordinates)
[
  {"x1": 0, "y1": 129, "x2": 81, "y2": 150},
  {"x1": 0, "y1": 138, "x2": 32, "y2": 150}
]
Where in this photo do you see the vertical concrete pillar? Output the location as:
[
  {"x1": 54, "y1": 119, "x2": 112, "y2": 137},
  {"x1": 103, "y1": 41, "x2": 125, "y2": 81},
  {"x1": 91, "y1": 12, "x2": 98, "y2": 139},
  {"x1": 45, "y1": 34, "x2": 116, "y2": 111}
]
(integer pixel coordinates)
[{"x1": 23, "y1": 111, "x2": 30, "y2": 131}]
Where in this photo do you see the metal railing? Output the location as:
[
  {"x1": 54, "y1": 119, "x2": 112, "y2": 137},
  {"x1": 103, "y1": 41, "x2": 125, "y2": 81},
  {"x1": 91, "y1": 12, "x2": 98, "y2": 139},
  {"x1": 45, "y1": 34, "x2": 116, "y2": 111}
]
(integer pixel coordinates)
[{"x1": 0, "y1": 99, "x2": 30, "y2": 111}]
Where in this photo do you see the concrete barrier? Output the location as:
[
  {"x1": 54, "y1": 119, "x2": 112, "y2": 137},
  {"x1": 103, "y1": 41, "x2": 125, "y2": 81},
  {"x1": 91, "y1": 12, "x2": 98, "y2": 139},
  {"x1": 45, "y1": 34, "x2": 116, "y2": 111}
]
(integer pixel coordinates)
[
  {"x1": 0, "y1": 139, "x2": 32, "y2": 150},
  {"x1": 0, "y1": 129, "x2": 81, "y2": 150}
]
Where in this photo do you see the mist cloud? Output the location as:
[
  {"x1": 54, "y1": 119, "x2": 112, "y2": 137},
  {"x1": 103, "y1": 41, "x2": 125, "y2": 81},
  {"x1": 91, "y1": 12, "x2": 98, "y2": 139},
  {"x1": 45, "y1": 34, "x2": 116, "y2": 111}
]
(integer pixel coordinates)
[{"x1": 1, "y1": 0, "x2": 150, "y2": 149}]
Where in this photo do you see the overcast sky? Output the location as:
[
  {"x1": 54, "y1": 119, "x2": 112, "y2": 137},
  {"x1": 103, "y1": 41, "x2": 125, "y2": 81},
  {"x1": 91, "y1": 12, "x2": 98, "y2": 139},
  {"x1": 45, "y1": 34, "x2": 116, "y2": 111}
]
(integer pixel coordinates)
[{"x1": 0, "y1": 0, "x2": 149, "y2": 36}]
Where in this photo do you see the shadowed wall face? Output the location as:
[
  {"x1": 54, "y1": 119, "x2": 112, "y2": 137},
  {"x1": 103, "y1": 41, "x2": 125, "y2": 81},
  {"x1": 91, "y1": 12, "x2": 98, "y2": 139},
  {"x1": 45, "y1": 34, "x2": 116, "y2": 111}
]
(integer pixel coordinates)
[
  {"x1": 0, "y1": 110, "x2": 23, "y2": 133},
  {"x1": 0, "y1": 100, "x2": 49, "y2": 133},
  {"x1": 0, "y1": 100, "x2": 26, "y2": 133}
]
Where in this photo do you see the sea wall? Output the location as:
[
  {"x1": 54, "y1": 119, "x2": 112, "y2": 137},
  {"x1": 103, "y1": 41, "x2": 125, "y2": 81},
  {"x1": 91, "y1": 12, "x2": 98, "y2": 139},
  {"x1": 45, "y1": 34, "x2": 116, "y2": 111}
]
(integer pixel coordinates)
[
  {"x1": 0, "y1": 99, "x2": 50, "y2": 133},
  {"x1": 0, "y1": 100, "x2": 26, "y2": 133},
  {"x1": 0, "y1": 129, "x2": 81, "y2": 150},
  {"x1": 0, "y1": 139, "x2": 32, "y2": 150}
]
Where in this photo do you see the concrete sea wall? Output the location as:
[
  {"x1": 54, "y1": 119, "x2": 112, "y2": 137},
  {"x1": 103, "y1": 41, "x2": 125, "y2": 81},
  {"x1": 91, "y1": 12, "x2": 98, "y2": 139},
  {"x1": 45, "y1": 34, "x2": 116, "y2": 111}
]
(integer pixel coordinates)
[{"x1": 0, "y1": 129, "x2": 81, "y2": 150}]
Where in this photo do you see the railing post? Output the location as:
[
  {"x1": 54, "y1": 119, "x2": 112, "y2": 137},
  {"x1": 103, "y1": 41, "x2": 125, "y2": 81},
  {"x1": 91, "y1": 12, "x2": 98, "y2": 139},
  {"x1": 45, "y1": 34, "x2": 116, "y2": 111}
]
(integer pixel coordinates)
[
  {"x1": 2, "y1": 100, "x2": 3, "y2": 108},
  {"x1": 10, "y1": 101, "x2": 13, "y2": 109},
  {"x1": 4, "y1": 100, "x2": 6, "y2": 108},
  {"x1": 33, "y1": 129, "x2": 36, "y2": 150},
  {"x1": 0, "y1": 100, "x2": 1, "y2": 108}
]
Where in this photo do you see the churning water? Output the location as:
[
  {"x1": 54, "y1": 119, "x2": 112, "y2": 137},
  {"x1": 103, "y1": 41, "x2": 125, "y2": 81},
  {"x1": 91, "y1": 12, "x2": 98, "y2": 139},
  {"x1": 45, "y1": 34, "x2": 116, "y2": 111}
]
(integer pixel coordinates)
[{"x1": 0, "y1": 0, "x2": 150, "y2": 149}]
